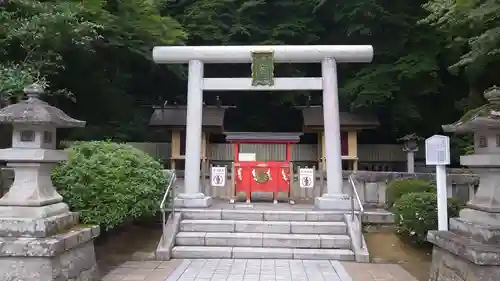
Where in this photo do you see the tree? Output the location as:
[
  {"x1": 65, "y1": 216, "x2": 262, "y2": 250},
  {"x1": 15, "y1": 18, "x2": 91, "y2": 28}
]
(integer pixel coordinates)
[
  {"x1": 421, "y1": 0, "x2": 500, "y2": 106},
  {"x1": 317, "y1": 0, "x2": 450, "y2": 137},
  {"x1": 2, "y1": 0, "x2": 490, "y2": 145},
  {"x1": 0, "y1": 0, "x2": 103, "y2": 100},
  {"x1": 420, "y1": 0, "x2": 500, "y2": 158},
  {"x1": 1, "y1": 0, "x2": 186, "y2": 140},
  {"x1": 164, "y1": 0, "x2": 457, "y2": 136}
]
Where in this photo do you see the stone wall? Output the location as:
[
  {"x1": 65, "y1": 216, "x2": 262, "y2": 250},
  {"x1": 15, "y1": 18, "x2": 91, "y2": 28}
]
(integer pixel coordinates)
[
  {"x1": 428, "y1": 236, "x2": 500, "y2": 281},
  {"x1": 3, "y1": 166, "x2": 476, "y2": 207},
  {"x1": 0, "y1": 240, "x2": 99, "y2": 281},
  {"x1": 178, "y1": 170, "x2": 479, "y2": 207},
  {"x1": 346, "y1": 170, "x2": 478, "y2": 208}
]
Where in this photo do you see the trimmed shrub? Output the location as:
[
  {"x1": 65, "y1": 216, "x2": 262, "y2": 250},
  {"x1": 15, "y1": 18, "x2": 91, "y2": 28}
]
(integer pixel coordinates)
[
  {"x1": 386, "y1": 179, "x2": 435, "y2": 209},
  {"x1": 393, "y1": 192, "x2": 462, "y2": 245},
  {"x1": 52, "y1": 141, "x2": 168, "y2": 231}
]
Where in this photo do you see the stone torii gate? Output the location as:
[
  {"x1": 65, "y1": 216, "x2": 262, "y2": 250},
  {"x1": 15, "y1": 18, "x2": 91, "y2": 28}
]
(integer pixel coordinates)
[{"x1": 152, "y1": 45, "x2": 373, "y2": 209}]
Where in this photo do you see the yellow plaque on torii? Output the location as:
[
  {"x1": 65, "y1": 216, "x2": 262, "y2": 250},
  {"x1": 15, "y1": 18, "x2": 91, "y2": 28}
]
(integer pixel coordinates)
[{"x1": 251, "y1": 50, "x2": 275, "y2": 86}]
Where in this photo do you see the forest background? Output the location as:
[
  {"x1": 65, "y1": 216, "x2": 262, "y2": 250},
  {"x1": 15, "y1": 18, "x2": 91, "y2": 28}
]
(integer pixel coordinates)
[{"x1": 1, "y1": 0, "x2": 499, "y2": 163}]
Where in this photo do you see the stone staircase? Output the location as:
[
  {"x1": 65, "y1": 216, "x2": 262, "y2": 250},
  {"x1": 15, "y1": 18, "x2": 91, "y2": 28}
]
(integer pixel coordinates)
[{"x1": 157, "y1": 208, "x2": 369, "y2": 261}]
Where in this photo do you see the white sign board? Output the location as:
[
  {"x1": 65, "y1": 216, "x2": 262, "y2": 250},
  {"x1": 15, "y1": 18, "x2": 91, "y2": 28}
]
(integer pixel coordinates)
[
  {"x1": 239, "y1": 153, "x2": 256, "y2": 162},
  {"x1": 299, "y1": 168, "x2": 314, "y2": 188},
  {"x1": 425, "y1": 135, "x2": 450, "y2": 165},
  {"x1": 211, "y1": 166, "x2": 226, "y2": 187}
]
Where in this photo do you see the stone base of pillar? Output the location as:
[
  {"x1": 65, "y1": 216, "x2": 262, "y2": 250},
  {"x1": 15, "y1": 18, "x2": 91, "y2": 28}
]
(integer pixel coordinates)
[
  {"x1": 0, "y1": 202, "x2": 69, "y2": 219},
  {"x1": 0, "y1": 212, "x2": 100, "y2": 281},
  {"x1": 0, "y1": 212, "x2": 78, "y2": 237},
  {"x1": 427, "y1": 217, "x2": 500, "y2": 281},
  {"x1": 314, "y1": 194, "x2": 351, "y2": 210},
  {"x1": 459, "y1": 207, "x2": 500, "y2": 225},
  {"x1": 174, "y1": 193, "x2": 212, "y2": 208}
]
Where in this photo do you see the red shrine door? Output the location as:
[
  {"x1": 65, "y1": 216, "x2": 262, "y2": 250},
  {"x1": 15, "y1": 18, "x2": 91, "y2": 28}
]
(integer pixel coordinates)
[
  {"x1": 235, "y1": 161, "x2": 291, "y2": 202},
  {"x1": 231, "y1": 136, "x2": 296, "y2": 203}
]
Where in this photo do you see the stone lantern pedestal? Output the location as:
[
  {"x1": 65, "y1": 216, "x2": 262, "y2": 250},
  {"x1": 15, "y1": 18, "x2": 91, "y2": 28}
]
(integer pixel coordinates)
[
  {"x1": 428, "y1": 86, "x2": 500, "y2": 281},
  {"x1": 0, "y1": 84, "x2": 99, "y2": 281}
]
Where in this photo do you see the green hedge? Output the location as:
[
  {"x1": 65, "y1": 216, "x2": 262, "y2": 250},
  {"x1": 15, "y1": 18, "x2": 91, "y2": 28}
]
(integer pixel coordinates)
[
  {"x1": 386, "y1": 179, "x2": 435, "y2": 209},
  {"x1": 52, "y1": 141, "x2": 168, "y2": 231},
  {"x1": 393, "y1": 192, "x2": 462, "y2": 245}
]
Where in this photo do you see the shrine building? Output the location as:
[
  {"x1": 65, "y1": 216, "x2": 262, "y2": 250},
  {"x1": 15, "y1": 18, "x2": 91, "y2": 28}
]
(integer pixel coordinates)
[{"x1": 148, "y1": 104, "x2": 379, "y2": 173}]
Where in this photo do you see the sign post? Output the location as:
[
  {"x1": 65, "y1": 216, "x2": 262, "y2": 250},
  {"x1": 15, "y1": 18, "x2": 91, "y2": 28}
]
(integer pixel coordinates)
[
  {"x1": 238, "y1": 153, "x2": 256, "y2": 162},
  {"x1": 425, "y1": 135, "x2": 451, "y2": 231},
  {"x1": 211, "y1": 166, "x2": 227, "y2": 187},
  {"x1": 299, "y1": 167, "x2": 315, "y2": 189}
]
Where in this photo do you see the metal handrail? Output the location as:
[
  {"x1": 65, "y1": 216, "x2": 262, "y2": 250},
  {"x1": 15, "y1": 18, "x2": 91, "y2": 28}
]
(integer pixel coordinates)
[
  {"x1": 160, "y1": 170, "x2": 177, "y2": 230},
  {"x1": 348, "y1": 174, "x2": 364, "y2": 249}
]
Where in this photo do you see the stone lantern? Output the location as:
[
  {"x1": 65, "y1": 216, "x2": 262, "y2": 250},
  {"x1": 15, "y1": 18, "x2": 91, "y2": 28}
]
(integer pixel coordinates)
[
  {"x1": 427, "y1": 85, "x2": 500, "y2": 281},
  {"x1": 397, "y1": 133, "x2": 423, "y2": 173},
  {"x1": 0, "y1": 84, "x2": 99, "y2": 281}
]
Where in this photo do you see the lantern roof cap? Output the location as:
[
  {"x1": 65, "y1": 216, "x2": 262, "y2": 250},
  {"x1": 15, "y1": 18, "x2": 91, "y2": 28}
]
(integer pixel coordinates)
[
  {"x1": 397, "y1": 133, "x2": 424, "y2": 142},
  {"x1": 0, "y1": 83, "x2": 85, "y2": 128},
  {"x1": 442, "y1": 86, "x2": 500, "y2": 133}
]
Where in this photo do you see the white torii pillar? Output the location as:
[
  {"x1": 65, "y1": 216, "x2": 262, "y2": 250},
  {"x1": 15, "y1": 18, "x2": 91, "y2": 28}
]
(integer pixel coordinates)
[{"x1": 153, "y1": 45, "x2": 373, "y2": 209}]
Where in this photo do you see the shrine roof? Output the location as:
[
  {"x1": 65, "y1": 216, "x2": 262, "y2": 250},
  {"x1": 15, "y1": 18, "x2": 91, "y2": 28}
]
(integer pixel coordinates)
[
  {"x1": 149, "y1": 105, "x2": 228, "y2": 127},
  {"x1": 224, "y1": 132, "x2": 302, "y2": 143},
  {"x1": 299, "y1": 106, "x2": 379, "y2": 128},
  {"x1": 0, "y1": 84, "x2": 85, "y2": 128}
]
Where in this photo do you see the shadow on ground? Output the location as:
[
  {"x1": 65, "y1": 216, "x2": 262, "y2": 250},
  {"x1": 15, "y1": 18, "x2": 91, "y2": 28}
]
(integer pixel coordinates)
[{"x1": 94, "y1": 221, "x2": 162, "y2": 275}]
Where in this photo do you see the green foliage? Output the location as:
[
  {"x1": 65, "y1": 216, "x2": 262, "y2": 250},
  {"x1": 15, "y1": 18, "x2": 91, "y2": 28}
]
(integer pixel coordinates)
[
  {"x1": 1, "y1": 0, "x2": 497, "y2": 143},
  {"x1": 421, "y1": 0, "x2": 500, "y2": 83},
  {"x1": 450, "y1": 134, "x2": 474, "y2": 163},
  {"x1": 163, "y1": 0, "x2": 459, "y2": 137},
  {"x1": 52, "y1": 141, "x2": 168, "y2": 231},
  {"x1": 393, "y1": 192, "x2": 462, "y2": 245},
  {"x1": 1, "y1": 0, "x2": 185, "y2": 140},
  {"x1": 0, "y1": 0, "x2": 104, "y2": 99},
  {"x1": 386, "y1": 179, "x2": 435, "y2": 208},
  {"x1": 0, "y1": 63, "x2": 47, "y2": 101},
  {"x1": 333, "y1": 0, "x2": 446, "y2": 134},
  {"x1": 167, "y1": 0, "x2": 323, "y2": 46}
]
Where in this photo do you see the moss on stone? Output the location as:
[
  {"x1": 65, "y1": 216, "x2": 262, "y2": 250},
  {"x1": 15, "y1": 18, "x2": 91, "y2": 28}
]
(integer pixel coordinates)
[{"x1": 458, "y1": 104, "x2": 500, "y2": 123}]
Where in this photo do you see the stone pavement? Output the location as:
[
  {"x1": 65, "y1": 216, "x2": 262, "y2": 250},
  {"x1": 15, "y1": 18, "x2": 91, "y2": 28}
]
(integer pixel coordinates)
[
  {"x1": 100, "y1": 259, "x2": 420, "y2": 281},
  {"x1": 101, "y1": 260, "x2": 182, "y2": 281},
  {"x1": 166, "y1": 259, "x2": 347, "y2": 281},
  {"x1": 342, "y1": 262, "x2": 419, "y2": 281}
]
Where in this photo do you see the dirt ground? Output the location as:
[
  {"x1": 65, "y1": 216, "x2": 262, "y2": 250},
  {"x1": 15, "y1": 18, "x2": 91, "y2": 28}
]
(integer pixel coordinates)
[{"x1": 364, "y1": 227, "x2": 432, "y2": 281}]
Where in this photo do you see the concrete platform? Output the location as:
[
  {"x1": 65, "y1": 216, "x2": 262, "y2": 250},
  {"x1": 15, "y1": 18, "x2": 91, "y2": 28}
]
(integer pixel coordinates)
[
  {"x1": 172, "y1": 247, "x2": 355, "y2": 260},
  {"x1": 176, "y1": 198, "x2": 394, "y2": 224},
  {"x1": 175, "y1": 232, "x2": 351, "y2": 249}
]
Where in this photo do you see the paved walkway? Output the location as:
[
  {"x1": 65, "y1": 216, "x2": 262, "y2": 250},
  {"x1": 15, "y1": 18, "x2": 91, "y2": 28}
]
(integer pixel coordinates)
[
  {"x1": 100, "y1": 259, "x2": 419, "y2": 281},
  {"x1": 167, "y1": 259, "x2": 347, "y2": 281}
]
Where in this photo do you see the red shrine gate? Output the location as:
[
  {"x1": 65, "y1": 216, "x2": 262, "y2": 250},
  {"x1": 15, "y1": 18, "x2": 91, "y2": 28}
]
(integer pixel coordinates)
[{"x1": 227, "y1": 133, "x2": 300, "y2": 203}]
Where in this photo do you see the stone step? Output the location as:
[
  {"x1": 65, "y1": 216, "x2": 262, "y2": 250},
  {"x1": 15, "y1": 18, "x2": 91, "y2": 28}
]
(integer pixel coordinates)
[
  {"x1": 449, "y1": 217, "x2": 500, "y2": 244},
  {"x1": 180, "y1": 209, "x2": 345, "y2": 222},
  {"x1": 179, "y1": 220, "x2": 347, "y2": 234},
  {"x1": 363, "y1": 210, "x2": 395, "y2": 224},
  {"x1": 175, "y1": 232, "x2": 351, "y2": 249},
  {"x1": 171, "y1": 246, "x2": 355, "y2": 260}
]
